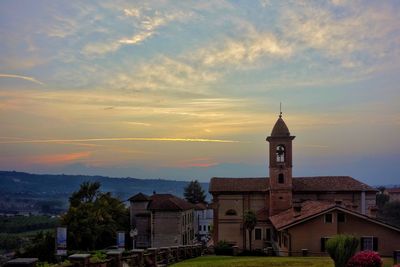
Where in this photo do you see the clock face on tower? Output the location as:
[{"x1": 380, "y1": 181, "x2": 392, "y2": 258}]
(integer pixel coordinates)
[{"x1": 276, "y1": 145, "x2": 285, "y2": 163}]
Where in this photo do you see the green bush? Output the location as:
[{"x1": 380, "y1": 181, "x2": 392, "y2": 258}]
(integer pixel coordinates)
[
  {"x1": 90, "y1": 251, "x2": 107, "y2": 263},
  {"x1": 326, "y1": 235, "x2": 359, "y2": 267},
  {"x1": 214, "y1": 240, "x2": 233, "y2": 255}
]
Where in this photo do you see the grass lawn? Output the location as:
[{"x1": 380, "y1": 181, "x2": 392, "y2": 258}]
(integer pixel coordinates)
[
  {"x1": 171, "y1": 256, "x2": 334, "y2": 267},
  {"x1": 171, "y1": 255, "x2": 395, "y2": 267}
]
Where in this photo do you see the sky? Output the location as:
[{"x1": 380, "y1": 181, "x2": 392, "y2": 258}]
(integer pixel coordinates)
[{"x1": 0, "y1": 0, "x2": 399, "y2": 185}]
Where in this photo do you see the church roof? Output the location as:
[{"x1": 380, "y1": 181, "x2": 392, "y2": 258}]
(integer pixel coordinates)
[
  {"x1": 209, "y1": 177, "x2": 269, "y2": 193},
  {"x1": 293, "y1": 176, "x2": 377, "y2": 192},
  {"x1": 148, "y1": 194, "x2": 194, "y2": 211},
  {"x1": 209, "y1": 176, "x2": 377, "y2": 193},
  {"x1": 270, "y1": 116, "x2": 291, "y2": 137}
]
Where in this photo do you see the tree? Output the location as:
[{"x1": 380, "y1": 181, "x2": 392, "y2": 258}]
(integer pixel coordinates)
[
  {"x1": 380, "y1": 200, "x2": 400, "y2": 227},
  {"x1": 376, "y1": 187, "x2": 389, "y2": 210},
  {"x1": 243, "y1": 210, "x2": 257, "y2": 251},
  {"x1": 17, "y1": 231, "x2": 56, "y2": 262},
  {"x1": 184, "y1": 180, "x2": 206, "y2": 204},
  {"x1": 61, "y1": 181, "x2": 129, "y2": 250},
  {"x1": 326, "y1": 235, "x2": 359, "y2": 267}
]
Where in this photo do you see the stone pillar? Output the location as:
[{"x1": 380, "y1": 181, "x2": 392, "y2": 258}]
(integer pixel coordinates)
[
  {"x1": 147, "y1": 248, "x2": 158, "y2": 267},
  {"x1": 301, "y1": 249, "x2": 308, "y2": 257},
  {"x1": 5, "y1": 258, "x2": 38, "y2": 267},
  {"x1": 68, "y1": 254, "x2": 91, "y2": 267},
  {"x1": 159, "y1": 247, "x2": 171, "y2": 265},
  {"x1": 131, "y1": 249, "x2": 144, "y2": 267},
  {"x1": 179, "y1": 245, "x2": 186, "y2": 259},
  {"x1": 106, "y1": 250, "x2": 123, "y2": 267},
  {"x1": 170, "y1": 246, "x2": 179, "y2": 262}
]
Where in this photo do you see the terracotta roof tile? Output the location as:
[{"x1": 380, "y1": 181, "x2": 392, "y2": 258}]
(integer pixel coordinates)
[
  {"x1": 209, "y1": 176, "x2": 376, "y2": 193},
  {"x1": 293, "y1": 176, "x2": 377, "y2": 192},
  {"x1": 387, "y1": 188, "x2": 400, "y2": 193},
  {"x1": 269, "y1": 200, "x2": 335, "y2": 230},
  {"x1": 129, "y1": 192, "x2": 151, "y2": 202},
  {"x1": 148, "y1": 194, "x2": 194, "y2": 211},
  {"x1": 271, "y1": 116, "x2": 291, "y2": 137},
  {"x1": 209, "y1": 177, "x2": 269, "y2": 193},
  {"x1": 194, "y1": 202, "x2": 207, "y2": 210}
]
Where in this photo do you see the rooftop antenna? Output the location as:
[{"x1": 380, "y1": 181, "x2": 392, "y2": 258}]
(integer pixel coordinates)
[{"x1": 279, "y1": 102, "x2": 282, "y2": 118}]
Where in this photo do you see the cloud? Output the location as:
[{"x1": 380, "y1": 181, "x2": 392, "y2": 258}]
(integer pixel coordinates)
[
  {"x1": 109, "y1": 56, "x2": 219, "y2": 93},
  {"x1": 30, "y1": 151, "x2": 91, "y2": 165},
  {"x1": 197, "y1": 33, "x2": 292, "y2": 67},
  {"x1": 172, "y1": 158, "x2": 219, "y2": 168},
  {"x1": 0, "y1": 73, "x2": 44, "y2": 85},
  {"x1": 83, "y1": 7, "x2": 192, "y2": 56},
  {"x1": 0, "y1": 137, "x2": 239, "y2": 144},
  {"x1": 280, "y1": 1, "x2": 400, "y2": 69}
]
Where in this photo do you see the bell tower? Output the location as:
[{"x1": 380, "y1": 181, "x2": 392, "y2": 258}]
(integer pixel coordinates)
[{"x1": 266, "y1": 112, "x2": 295, "y2": 216}]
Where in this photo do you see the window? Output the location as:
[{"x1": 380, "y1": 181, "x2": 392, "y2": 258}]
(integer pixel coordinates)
[
  {"x1": 278, "y1": 173, "x2": 284, "y2": 184},
  {"x1": 320, "y1": 237, "x2": 330, "y2": 252},
  {"x1": 208, "y1": 225, "x2": 211, "y2": 231},
  {"x1": 361, "y1": 237, "x2": 378, "y2": 251},
  {"x1": 198, "y1": 225, "x2": 201, "y2": 231},
  {"x1": 325, "y1": 213, "x2": 333, "y2": 223},
  {"x1": 255, "y1": 228, "x2": 262, "y2": 240},
  {"x1": 283, "y1": 235, "x2": 288, "y2": 247},
  {"x1": 276, "y1": 145, "x2": 285, "y2": 162},
  {"x1": 337, "y1": 212, "x2": 346, "y2": 223},
  {"x1": 203, "y1": 225, "x2": 206, "y2": 231},
  {"x1": 225, "y1": 209, "x2": 237, "y2": 216},
  {"x1": 266, "y1": 228, "x2": 271, "y2": 241}
]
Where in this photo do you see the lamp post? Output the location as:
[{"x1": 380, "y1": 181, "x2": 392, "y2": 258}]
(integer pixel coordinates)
[{"x1": 130, "y1": 228, "x2": 138, "y2": 249}]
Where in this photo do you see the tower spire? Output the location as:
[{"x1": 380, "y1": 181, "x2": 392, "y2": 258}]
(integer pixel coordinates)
[{"x1": 279, "y1": 102, "x2": 282, "y2": 118}]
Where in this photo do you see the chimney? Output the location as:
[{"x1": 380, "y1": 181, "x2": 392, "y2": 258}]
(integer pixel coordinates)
[
  {"x1": 293, "y1": 202, "x2": 302, "y2": 217},
  {"x1": 369, "y1": 206, "x2": 378, "y2": 217}
]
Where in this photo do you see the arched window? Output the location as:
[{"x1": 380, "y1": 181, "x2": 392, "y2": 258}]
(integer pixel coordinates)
[
  {"x1": 225, "y1": 209, "x2": 237, "y2": 216},
  {"x1": 276, "y1": 144, "x2": 285, "y2": 163},
  {"x1": 278, "y1": 173, "x2": 284, "y2": 184}
]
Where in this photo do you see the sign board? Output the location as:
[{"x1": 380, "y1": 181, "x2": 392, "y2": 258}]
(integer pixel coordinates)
[
  {"x1": 56, "y1": 227, "x2": 67, "y2": 256},
  {"x1": 130, "y1": 228, "x2": 138, "y2": 237},
  {"x1": 117, "y1": 231, "x2": 125, "y2": 249}
]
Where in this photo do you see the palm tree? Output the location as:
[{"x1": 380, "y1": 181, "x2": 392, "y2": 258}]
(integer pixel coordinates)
[{"x1": 243, "y1": 210, "x2": 257, "y2": 251}]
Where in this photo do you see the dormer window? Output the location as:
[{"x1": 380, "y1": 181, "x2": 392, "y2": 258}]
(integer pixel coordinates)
[{"x1": 276, "y1": 145, "x2": 285, "y2": 162}]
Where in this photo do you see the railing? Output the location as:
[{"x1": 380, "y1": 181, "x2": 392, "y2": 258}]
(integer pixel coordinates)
[{"x1": 65, "y1": 244, "x2": 204, "y2": 267}]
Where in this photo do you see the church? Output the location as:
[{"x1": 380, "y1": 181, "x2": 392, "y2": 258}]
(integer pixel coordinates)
[{"x1": 209, "y1": 114, "x2": 400, "y2": 256}]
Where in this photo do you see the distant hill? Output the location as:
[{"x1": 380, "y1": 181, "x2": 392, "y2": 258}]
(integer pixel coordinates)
[{"x1": 0, "y1": 170, "x2": 209, "y2": 203}]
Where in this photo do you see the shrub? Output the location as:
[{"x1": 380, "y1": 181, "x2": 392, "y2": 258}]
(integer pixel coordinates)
[
  {"x1": 214, "y1": 240, "x2": 233, "y2": 256},
  {"x1": 326, "y1": 235, "x2": 359, "y2": 267},
  {"x1": 346, "y1": 251, "x2": 382, "y2": 267},
  {"x1": 90, "y1": 251, "x2": 107, "y2": 263}
]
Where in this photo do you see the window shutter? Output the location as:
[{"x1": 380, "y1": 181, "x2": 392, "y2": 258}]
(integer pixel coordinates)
[
  {"x1": 360, "y1": 237, "x2": 364, "y2": 251},
  {"x1": 373, "y1": 237, "x2": 378, "y2": 251},
  {"x1": 321, "y1": 238, "x2": 325, "y2": 252}
]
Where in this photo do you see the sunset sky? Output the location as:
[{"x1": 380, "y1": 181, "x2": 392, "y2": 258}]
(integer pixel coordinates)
[{"x1": 0, "y1": 0, "x2": 399, "y2": 184}]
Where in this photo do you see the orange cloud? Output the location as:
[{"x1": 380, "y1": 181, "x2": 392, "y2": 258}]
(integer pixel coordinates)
[
  {"x1": 31, "y1": 151, "x2": 91, "y2": 165},
  {"x1": 173, "y1": 158, "x2": 219, "y2": 168}
]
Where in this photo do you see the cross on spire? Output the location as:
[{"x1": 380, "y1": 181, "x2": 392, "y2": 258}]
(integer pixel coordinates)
[{"x1": 279, "y1": 102, "x2": 282, "y2": 118}]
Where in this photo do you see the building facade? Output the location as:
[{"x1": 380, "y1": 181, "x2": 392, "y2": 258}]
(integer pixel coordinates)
[
  {"x1": 209, "y1": 114, "x2": 400, "y2": 256},
  {"x1": 194, "y1": 203, "x2": 213, "y2": 243},
  {"x1": 129, "y1": 193, "x2": 195, "y2": 248}
]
